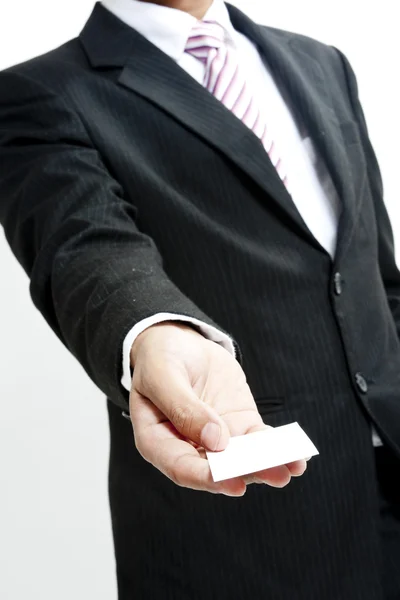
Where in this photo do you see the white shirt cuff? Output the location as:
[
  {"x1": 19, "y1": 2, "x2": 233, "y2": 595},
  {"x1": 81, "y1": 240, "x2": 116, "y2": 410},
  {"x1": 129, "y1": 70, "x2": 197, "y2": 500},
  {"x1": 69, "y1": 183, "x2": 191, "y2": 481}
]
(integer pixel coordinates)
[{"x1": 121, "y1": 313, "x2": 236, "y2": 391}]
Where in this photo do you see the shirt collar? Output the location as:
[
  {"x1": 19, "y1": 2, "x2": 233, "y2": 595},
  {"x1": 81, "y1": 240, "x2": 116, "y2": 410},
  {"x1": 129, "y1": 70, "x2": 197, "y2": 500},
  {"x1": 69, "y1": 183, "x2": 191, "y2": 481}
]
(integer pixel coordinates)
[{"x1": 101, "y1": 0, "x2": 238, "y2": 62}]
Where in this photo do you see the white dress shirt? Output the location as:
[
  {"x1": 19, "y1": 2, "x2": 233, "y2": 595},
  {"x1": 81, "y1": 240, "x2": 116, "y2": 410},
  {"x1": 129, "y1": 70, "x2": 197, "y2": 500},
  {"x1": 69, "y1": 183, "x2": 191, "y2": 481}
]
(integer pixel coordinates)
[{"x1": 101, "y1": 0, "x2": 382, "y2": 446}]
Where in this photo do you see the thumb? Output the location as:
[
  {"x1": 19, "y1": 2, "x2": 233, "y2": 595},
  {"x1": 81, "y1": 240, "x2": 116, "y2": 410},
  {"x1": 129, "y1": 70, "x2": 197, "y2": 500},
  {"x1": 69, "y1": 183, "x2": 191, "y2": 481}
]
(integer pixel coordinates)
[{"x1": 134, "y1": 363, "x2": 230, "y2": 452}]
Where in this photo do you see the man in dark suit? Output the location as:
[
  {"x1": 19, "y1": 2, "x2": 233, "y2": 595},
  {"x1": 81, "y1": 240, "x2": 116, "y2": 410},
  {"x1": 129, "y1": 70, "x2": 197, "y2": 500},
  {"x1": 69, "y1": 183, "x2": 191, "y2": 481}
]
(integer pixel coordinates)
[{"x1": 1, "y1": 0, "x2": 399, "y2": 598}]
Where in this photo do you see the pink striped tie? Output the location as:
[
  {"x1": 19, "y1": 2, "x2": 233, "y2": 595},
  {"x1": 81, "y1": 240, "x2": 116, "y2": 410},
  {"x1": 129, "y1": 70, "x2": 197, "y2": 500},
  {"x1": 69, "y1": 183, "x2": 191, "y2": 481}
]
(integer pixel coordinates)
[{"x1": 185, "y1": 20, "x2": 289, "y2": 188}]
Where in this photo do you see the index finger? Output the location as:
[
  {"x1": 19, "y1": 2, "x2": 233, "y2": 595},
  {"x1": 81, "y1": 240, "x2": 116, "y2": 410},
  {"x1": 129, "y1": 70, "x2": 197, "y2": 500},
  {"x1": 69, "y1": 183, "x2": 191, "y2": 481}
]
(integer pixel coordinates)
[{"x1": 131, "y1": 389, "x2": 245, "y2": 497}]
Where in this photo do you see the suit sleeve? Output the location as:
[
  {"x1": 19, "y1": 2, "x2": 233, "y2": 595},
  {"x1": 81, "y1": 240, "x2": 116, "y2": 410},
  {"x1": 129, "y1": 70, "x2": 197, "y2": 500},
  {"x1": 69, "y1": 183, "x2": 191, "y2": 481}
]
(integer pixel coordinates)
[
  {"x1": 0, "y1": 69, "x2": 239, "y2": 410},
  {"x1": 334, "y1": 49, "x2": 400, "y2": 341}
]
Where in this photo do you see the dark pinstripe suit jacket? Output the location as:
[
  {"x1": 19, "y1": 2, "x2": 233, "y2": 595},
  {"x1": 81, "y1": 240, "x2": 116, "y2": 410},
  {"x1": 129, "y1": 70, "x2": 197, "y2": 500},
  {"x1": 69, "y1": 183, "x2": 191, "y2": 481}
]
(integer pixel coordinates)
[{"x1": 1, "y1": 3, "x2": 399, "y2": 599}]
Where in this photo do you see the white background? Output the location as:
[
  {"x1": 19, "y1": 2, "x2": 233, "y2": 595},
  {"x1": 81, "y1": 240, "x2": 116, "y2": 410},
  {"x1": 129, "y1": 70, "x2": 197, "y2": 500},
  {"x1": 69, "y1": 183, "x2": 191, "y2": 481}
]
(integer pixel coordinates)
[{"x1": 0, "y1": 1, "x2": 399, "y2": 599}]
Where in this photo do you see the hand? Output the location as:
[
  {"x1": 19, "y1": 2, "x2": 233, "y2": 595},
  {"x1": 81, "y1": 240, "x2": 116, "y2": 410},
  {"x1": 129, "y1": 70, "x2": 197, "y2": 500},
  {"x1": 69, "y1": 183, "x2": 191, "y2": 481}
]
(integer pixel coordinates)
[{"x1": 129, "y1": 322, "x2": 307, "y2": 497}]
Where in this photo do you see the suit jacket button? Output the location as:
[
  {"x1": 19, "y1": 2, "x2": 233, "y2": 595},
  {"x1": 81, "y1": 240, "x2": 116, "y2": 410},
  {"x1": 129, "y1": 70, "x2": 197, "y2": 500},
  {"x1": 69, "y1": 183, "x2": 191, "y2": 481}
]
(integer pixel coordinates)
[
  {"x1": 334, "y1": 272, "x2": 342, "y2": 295},
  {"x1": 355, "y1": 373, "x2": 368, "y2": 394}
]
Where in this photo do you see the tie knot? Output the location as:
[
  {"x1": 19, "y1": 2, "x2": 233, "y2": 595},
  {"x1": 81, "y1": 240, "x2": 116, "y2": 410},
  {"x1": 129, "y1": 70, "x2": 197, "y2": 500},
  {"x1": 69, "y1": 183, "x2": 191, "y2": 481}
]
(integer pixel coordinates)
[{"x1": 185, "y1": 20, "x2": 226, "y2": 57}]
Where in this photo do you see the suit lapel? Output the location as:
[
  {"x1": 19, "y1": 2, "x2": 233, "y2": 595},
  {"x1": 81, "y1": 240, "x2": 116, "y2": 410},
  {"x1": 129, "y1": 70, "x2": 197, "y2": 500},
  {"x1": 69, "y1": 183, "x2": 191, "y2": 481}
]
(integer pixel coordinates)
[
  {"x1": 80, "y1": 3, "x2": 357, "y2": 257},
  {"x1": 228, "y1": 4, "x2": 358, "y2": 260},
  {"x1": 117, "y1": 35, "x2": 318, "y2": 245},
  {"x1": 81, "y1": 3, "x2": 322, "y2": 247},
  {"x1": 282, "y1": 37, "x2": 358, "y2": 262}
]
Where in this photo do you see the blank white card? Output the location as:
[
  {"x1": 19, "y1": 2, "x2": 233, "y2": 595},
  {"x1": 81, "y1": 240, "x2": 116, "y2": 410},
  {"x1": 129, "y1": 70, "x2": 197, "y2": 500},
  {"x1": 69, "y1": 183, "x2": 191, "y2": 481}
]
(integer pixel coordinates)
[{"x1": 206, "y1": 422, "x2": 319, "y2": 482}]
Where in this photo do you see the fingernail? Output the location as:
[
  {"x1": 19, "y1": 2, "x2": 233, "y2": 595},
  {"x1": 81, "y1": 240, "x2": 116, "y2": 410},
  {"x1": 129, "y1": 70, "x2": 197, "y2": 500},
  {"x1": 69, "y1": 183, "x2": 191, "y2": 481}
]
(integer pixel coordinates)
[{"x1": 201, "y1": 422, "x2": 222, "y2": 451}]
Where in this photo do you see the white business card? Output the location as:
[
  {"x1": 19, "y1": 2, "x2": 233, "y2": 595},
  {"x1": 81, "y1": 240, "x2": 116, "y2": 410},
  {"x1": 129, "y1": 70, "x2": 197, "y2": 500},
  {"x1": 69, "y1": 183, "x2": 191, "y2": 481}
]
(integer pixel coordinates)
[{"x1": 206, "y1": 422, "x2": 319, "y2": 482}]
